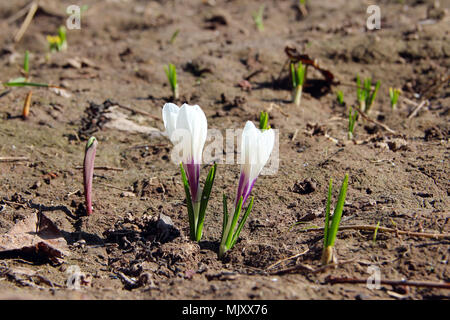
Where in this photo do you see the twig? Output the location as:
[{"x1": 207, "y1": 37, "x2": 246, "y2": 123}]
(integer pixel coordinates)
[
  {"x1": 353, "y1": 106, "x2": 396, "y2": 134},
  {"x1": 0, "y1": 157, "x2": 29, "y2": 162},
  {"x1": 116, "y1": 104, "x2": 160, "y2": 120},
  {"x1": 268, "y1": 102, "x2": 289, "y2": 117},
  {"x1": 266, "y1": 249, "x2": 309, "y2": 270},
  {"x1": 2, "y1": 199, "x2": 27, "y2": 208},
  {"x1": 6, "y1": 1, "x2": 34, "y2": 24},
  {"x1": 298, "y1": 3, "x2": 308, "y2": 16},
  {"x1": 126, "y1": 143, "x2": 168, "y2": 150},
  {"x1": 75, "y1": 166, "x2": 124, "y2": 171},
  {"x1": 408, "y1": 100, "x2": 429, "y2": 119},
  {"x1": 422, "y1": 75, "x2": 450, "y2": 100},
  {"x1": 302, "y1": 224, "x2": 450, "y2": 239},
  {"x1": 269, "y1": 258, "x2": 355, "y2": 275},
  {"x1": 291, "y1": 129, "x2": 299, "y2": 142},
  {"x1": 13, "y1": 1, "x2": 39, "y2": 43},
  {"x1": 66, "y1": 189, "x2": 80, "y2": 197},
  {"x1": 325, "y1": 275, "x2": 450, "y2": 290},
  {"x1": 244, "y1": 69, "x2": 264, "y2": 81},
  {"x1": 97, "y1": 183, "x2": 131, "y2": 192},
  {"x1": 268, "y1": 262, "x2": 314, "y2": 275}
]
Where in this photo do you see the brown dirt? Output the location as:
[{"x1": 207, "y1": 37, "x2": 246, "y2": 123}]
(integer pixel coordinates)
[{"x1": 0, "y1": 0, "x2": 449, "y2": 300}]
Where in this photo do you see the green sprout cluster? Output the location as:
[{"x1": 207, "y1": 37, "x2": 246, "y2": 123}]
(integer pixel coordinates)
[
  {"x1": 259, "y1": 111, "x2": 270, "y2": 131},
  {"x1": 164, "y1": 63, "x2": 179, "y2": 99},
  {"x1": 389, "y1": 87, "x2": 401, "y2": 110},
  {"x1": 253, "y1": 5, "x2": 265, "y2": 32},
  {"x1": 291, "y1": 62, "x2": 307, "y2": 107},
  {"x1": 47, "y1": 26, "x2": 67, "y2": 52},
  {"x1": 356, "y1": 75, "x2": 380, "y2": 114},
  {"x1": 321, "y1": 174, "x2": 349, "y2": 265},
  {"x1": 336, "y1": 90, "x2": 344, "y2": 106}
]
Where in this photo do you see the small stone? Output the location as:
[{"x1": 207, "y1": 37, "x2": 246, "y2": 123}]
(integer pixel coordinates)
[{"x1": 120, "y1": 191, "x2": 136, "y2": 198}]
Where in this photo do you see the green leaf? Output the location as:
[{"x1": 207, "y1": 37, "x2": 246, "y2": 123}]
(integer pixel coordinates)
[
  {"x1": 367, "y1": 80, "x2": 381, "y2": 110},
  {"x1": 326, "y1": 174, "x2": 349, "y2": 247},
  {"x1": 170, "y1": 29, "x2": 180, "y2": 44},
  {"x1": 259, "y1": 111, "x2": 269, "y2": 130},
  {"x1": 221, "y1": 193, "x2": 228, "y2": 239},
  {"x1": 86, "y1": 136, "x2": 97, "y2": 150},
  {"x1": 290, "y1": 63, "x2": 296, "y2": 88},
  {"x1": 180, "y1": 163, "x2": 196, "y2": 240},
  {"x1": 296, "y1": 62, "x2": 305, "y2": 86},
  {"x1": 373, "y1": 221, "x2": 380, "y2": 243},
  {"x1": 323, "y1": 179, "x2": 333, "y2": 248},
  {"x1": 225, "y1": 196, "x2": 243, "y2": 249},
  {"x1": 195, "y1": 163, "x2": 217, "y2": 241},
  {"x1": 336, "y1": 90, "x2": 344, "y2": 105},
  {"x1": 4, "y1": 80, "x2": 49, "y2": 87},
  {"x1": 24, "y1": 51, "x2": 29, "y2": 74},
  {"x1": 230, "y1": 196, "x2": 254, "y2": 248},
  {"x1": 165, "y1": 63, "x2": 177, "y2": 93}
]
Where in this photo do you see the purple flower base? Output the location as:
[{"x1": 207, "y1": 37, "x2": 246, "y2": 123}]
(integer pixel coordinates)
[
  {"x1": 184, "y1": 162, "x2": 200, "y2": 202},
  {"x1": 235, "y1": 172, "x2": 256, "y2": 207}
]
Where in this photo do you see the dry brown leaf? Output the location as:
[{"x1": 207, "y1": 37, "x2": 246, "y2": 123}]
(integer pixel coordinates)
[{"x1": 0, "y1": 212, "x2": 70, "y2": 263}]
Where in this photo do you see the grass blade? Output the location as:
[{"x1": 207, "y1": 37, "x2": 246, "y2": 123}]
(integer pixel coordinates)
[
  {"x1": 24, "y1": 50, "x2": 29, "y2": 74},
  {"x1": 221, "y1": 193, "x2": 228, "y2": 239}
]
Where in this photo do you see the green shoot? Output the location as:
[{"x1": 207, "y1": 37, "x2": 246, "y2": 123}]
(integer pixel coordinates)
[
  {"x1": 252, "y1": 5, "x2": 265, "y2": 32},
  {"x1": 219, "y1": 195, "x2": 254, "y2": 258},
  {"x1": 23, "y1": 51, "x2": 29, "y2": 76},
  {"x1": 373, "y1": 221, "x2": 381, "y2": 243},
  {"x1": 164, "y1": 63, "x2": 179, "y2": 99},
  {"x1": 291, "y1": 62, "x2": 307, "y2": 107},
  {"x1": 336, "y1": 90, "x2": 344, "y2": 106},
  {"x1": 169, "y1": 29, "x2": 180, "y2": 44},
  {"x1": 356, "y1": 75, "x2": 380, "y2": 114},
  {"x1": 389, "y1": 87, "x2": 401, "y2": 110},
  {"x1": 259, "y1": 111, "x2": 270, "y2": 131},
  {"x1": 321, "y1": 174, "x2": 349, "y2": 265},
  {"x1": 348, "y1": 107, "x2": 357, "y2": 140}
]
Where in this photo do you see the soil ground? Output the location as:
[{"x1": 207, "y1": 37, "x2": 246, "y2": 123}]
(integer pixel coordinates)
[{"x1": 0, "y1": 0, "x2": 449, "y2": 300}]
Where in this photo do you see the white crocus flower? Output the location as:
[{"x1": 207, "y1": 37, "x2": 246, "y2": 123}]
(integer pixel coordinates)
[
  {"x1": 219, "y1": 121, "x2": 274, "y2": 257},
  {"x1": 162, "y1": 102, "x2": 207, "y2": 210},
  {"x1": 235, "y1": 120, "x2": 275, "y2": 206}
]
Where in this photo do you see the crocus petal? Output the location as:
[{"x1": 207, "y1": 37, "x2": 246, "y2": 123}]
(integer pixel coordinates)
[
  {"x1": 241, "y1": 121, "x2": 275, "y2": 181},
  {"x1": 162, "y1": 103, "x2": 180, "y2": 140},
  {"x1": 235, "y1": 121, "x2": 275, "y2": 206},
  {"x1": 176, "y1": 104, "x2": 207, "y2": 164}
]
